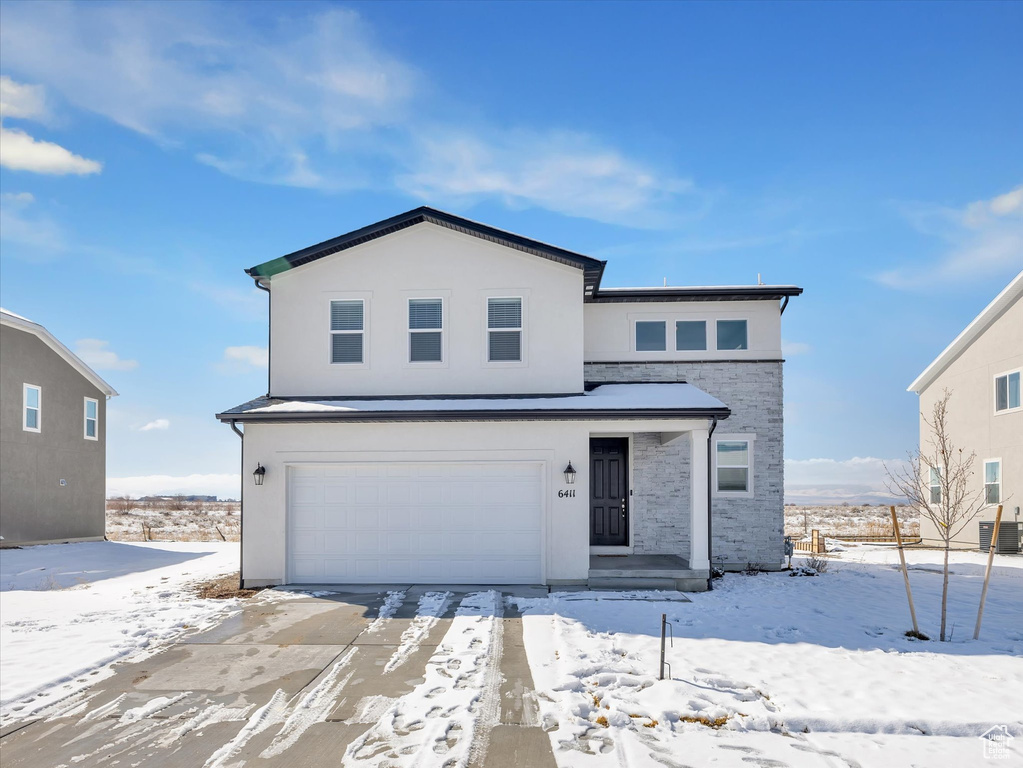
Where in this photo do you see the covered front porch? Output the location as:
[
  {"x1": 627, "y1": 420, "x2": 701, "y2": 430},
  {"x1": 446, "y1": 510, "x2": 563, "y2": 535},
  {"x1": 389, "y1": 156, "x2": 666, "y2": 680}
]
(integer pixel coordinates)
[{"x1": 588, "y1": 553, "x2": 709, "y2": 591}]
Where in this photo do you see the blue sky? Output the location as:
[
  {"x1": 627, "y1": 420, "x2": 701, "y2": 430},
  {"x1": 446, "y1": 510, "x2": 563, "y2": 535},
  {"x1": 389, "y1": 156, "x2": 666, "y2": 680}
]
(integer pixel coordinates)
[{"x1": 1, "y1": 1, "x2": 1020, "y2": 501}]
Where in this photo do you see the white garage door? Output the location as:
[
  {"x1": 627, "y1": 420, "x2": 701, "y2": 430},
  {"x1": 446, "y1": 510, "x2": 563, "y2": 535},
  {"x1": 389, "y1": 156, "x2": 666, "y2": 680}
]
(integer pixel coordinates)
[{"x1": 287, "y1": 462, "x2": 544, "y2": 584}]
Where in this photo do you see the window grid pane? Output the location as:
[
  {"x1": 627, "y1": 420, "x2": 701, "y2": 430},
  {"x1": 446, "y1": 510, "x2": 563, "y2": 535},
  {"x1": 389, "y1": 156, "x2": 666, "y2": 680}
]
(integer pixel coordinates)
[
  {"x1": 636, "y1": 321, "x2": 666, "y2": 351},
  {"x1": 86, "y1": 400, "x2": 97, "y2": 419},
  {"x1": 489, "y1": 331, "x2": 521, "y2": 362},
  {"x1": 409, "y1": 299, "x2": 442, "y2": 330},
  {"x1": 717, "y1": 320, "x2": 748, "y2": 350},
  {"x1": 995, "y1": 376, "x2": 1008, "y2": 411},
  {"x1": 718, "y1": 467, "x2": 748, "y2": 492},
  {"x1": 1009, "y1": 372, "x2": 1021, "y2": 409},
  {"x1": 26, "y1": 388, "x2": 39, "y2": 408},
  {"x1": 410, "y1": 331, "x2": 442, "y2": 362},
  {"x1": 717, "y1": 441, "x2": 749, "y2": 466},
  {"x1": 985, "y1": 483, "x2": 1000, "y2": 504},
  {"x1": 331, "y1": 333, "x2": 363, "y2": 364},
  {"x1": 330, "y1": 300, "x2": 363, "y2": 331},
  {"x1": 488, "y1": 298, "x2": 521, "y2": 329},
  {"x1": 26, "y1": 409, "x2": 38, "y2": 430},
  {"x1": 675, "y1": 321, "x2": 707, "y2": 351},
  {"x1": 86, "y1": 420, "x2": 97, "y2": 438}
]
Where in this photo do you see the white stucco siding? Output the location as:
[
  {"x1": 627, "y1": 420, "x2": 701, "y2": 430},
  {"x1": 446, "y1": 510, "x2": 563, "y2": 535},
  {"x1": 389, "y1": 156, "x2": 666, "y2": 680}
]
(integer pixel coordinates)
[
  {"x1": 918, "y1": 297, "x2": 1023, "y2": 548},
  {"x1": 583, "y1": 300, "x2": 782, "y2": 362},
  {"x1": 268, "y1": 223, "x2": 584, "y2": 396},
  {"x1": 240, "y1": 417, "x2": 710, "y2": 585}
]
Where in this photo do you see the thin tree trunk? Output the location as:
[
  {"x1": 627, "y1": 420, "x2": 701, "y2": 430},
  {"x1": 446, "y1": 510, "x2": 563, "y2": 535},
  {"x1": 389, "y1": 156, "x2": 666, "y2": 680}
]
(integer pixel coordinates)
[{"x1": 940, "y1": 543, "x2": 950, "y2": 641}]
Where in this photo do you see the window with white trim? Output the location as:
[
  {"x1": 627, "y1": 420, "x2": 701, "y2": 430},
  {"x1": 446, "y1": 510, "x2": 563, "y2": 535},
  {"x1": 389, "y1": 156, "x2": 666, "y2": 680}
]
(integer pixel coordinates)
[
  {"x1": 984, "y1": 460, "x2": 1001, "y2": 505},
  {"x1": 408, "y1": 298, "x2": 443, "y2": 363},
  {"x1": 994, "y1": 370, "x2": 1021, "y2": 413},
  {"x1": 717, "y1": 319, "x2": 748, "y2": 350},
  {"x1": 23, "y1": 384, "x2": 41, "y2": 432},
  {"x1": 330, "y1": 300, "x2": 364, "y2": 364},
  {"x1": 675, "y1": 320, "x2": 707, "y2": 351},
  {"x1": 488, "y1": 297, "x2": 522, "y2": 362},
  {"x1": 635, "y1": 320, "x2": 666, "y2": 351},
  {"x1": 928, "y1": 466, "x2": 941, "y2": 504},
  {"x1": 716, "y1": 438, "x2": 752, "y2": 493},
  {"x1": 84, "y1": 397, "x2": 99, "y2": 440}
]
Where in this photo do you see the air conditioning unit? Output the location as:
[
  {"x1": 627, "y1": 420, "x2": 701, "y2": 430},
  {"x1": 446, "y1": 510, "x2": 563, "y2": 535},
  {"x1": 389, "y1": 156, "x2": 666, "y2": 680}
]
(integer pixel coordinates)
[{"x1": 978, "y1": 521, "x2": 1021, "y2": 554}]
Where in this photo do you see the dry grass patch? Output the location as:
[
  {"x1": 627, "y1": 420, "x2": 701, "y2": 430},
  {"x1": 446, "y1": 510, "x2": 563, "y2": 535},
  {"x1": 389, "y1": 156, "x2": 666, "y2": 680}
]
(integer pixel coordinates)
[
  {"x1": 679, "y1": 714, "x2": 730, "y2": 728},
  {"x1": 192, "y1": 572, "x2": 267, "y2": 600}
]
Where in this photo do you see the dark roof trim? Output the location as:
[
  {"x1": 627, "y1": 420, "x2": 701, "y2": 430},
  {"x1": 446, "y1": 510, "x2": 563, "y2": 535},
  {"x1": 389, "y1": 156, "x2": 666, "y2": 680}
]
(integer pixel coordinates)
[
  {"x1": 587, "y1": 286, "x2": 804, "y2": 303},
  {"x1": 246, "y1": 206, "x2": 607, "y2": 293},
  {"x1": 585, "y1": 359, "x2": 784, "y2": 366},
  {"x1": 216, "y1": 407, "x2": 731, "y2": 424}
]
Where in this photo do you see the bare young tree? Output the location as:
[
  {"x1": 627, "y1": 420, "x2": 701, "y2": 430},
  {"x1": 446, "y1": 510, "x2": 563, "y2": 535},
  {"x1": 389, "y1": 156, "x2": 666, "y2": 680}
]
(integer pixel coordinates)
[{"x1": 885, "y1": 389, "x2": 986, "y2": 641}]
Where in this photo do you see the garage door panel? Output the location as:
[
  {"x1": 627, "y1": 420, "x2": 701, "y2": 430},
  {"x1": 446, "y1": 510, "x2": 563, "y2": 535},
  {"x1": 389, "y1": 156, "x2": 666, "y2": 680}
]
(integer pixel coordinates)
[{"x1": 288, "y1": 462, "x2": 543, "y2": 584}]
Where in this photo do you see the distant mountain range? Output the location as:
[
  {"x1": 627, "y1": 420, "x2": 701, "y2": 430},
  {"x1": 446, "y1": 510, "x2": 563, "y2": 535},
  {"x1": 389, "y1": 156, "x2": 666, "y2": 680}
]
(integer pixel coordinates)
[{"x1": 784, "y1": 484, "x2": 907, "y2": 506}]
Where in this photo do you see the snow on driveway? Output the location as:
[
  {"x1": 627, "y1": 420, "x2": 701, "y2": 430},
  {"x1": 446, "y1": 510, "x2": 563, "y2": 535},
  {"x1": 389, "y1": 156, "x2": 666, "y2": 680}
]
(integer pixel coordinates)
[
  {"x1": 0, "y1": 541, "x2": 241, "y2": 724},
  {"x1": 516, "y1": 546, "x2": 1023, "y2": 768}
]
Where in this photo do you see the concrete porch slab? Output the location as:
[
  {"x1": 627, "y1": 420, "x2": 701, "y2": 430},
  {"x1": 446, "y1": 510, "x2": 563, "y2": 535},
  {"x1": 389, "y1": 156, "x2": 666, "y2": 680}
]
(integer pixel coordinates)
[{"x1": 588, "y1": 554, "x2": 709, "y2": 591}]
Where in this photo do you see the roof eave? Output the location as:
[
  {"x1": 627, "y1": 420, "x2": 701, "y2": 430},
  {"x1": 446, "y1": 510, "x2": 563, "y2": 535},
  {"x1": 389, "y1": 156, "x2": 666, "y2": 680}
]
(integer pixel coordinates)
[{"x1": 216, "y1": 407, "x2": 731, "y2": 424}]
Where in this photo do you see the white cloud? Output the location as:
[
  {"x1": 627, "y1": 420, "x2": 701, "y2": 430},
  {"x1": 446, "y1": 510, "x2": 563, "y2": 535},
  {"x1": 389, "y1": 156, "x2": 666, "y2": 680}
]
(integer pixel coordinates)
[
  {"x1": 0, "y1": 75, "x2": 47, "y2": 120},
  {"x1": 0, "y1": 125, "x2": 102, "y2": 175},
  {"x1": 106, "y1": 473, "x2": 240, "y2": 501},
  {"x1": 399, "y1": 130, "x2": 695, "y2": 228},
  {"x1": 219, "y1": 345, "x2": 268, "y2": 373},
  {"x1": 782, "y1": 340, "x2": 811, "y2": 356},
  {"x1": 139, "y1": 419, "x2": 170, "y2": 432},
  {"x1": 74, "y1": 339, "x2": 138, "y2": 371},
  {"x1": 0, "y1": 191, "x2": 65, "y2": 254},
  {"x1": 878, "y1": 185, "x2": 1023, "y2": 289}
]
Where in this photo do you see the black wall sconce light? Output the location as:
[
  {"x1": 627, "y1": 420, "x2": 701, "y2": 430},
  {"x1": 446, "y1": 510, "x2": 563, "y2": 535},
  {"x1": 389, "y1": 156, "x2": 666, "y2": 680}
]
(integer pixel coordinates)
[
  {"x1": 564, "y1": 461, "x2": 577, "y2": 485},
  {"x1": 253, "y1": 463, "x2": 266, "y2": 486}
]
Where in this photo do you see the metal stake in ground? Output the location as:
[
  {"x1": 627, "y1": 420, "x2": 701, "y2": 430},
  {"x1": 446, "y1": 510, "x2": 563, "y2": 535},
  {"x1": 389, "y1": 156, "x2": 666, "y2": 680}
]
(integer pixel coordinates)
[
  {"x1": 891, "y1": 506, "x2": 920, "y2": 637},
  {"x1": 974, "y1": 504, "x2": 1003, "y2": 641}
]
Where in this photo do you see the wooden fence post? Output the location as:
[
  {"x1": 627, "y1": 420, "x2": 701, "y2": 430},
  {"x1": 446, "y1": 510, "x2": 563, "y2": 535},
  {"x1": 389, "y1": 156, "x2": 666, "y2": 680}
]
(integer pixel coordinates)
[
  {"x1": 974, "y1": 505, "x2": 1003, "y2": 641},
  {"x1": 891, "y1": 506, "x2": 920, "y2": 637}
]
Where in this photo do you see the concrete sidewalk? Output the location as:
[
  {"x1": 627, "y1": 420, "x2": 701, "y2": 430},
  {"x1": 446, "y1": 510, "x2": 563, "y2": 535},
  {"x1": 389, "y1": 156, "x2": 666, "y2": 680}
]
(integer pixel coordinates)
[{"x1": 0, "y1": 586, "x2": 556, "y2": 767}]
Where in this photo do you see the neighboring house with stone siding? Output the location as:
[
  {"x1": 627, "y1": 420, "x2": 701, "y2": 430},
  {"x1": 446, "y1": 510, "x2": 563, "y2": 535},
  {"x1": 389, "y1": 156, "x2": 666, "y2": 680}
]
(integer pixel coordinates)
[
  {"x1": 1, "y1": 308, "x2": 116, "y2": 546},
  {"x1": 218, "y1": 208, "x2": 801, "y2": 590}
]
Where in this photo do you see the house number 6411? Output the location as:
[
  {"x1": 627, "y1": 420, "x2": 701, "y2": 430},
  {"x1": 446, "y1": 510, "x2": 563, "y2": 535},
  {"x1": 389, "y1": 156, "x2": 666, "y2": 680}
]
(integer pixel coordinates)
[{"x1": 557, "y1": 489, "x2": 576, "y2": 498}]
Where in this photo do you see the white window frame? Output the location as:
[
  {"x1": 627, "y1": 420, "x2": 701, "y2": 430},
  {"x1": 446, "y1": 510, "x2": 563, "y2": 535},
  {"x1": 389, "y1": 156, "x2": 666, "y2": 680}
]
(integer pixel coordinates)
[
  {"x1": 993, "y1": 368, "x2": 1021, "y2": 415},
  {"x1": 407, "y1": 297, "x2": 445, "y2": 365},
  {"x1": 23, "y1": 383, "x2": 41, "y2": 433},
  {"x1": 484, "y1": 295, "x2": 527, "y2": 366},
  {"x1": 633, "y1": 318, "x2": 669, "y2": 353},
  {"x1": 715, "y1": 318, "x2": 749, "y2": 352},
  {"x1": 983, "y1": 459, "x2": 1002, "y2": 505},
  {"x1": 327, "y1": 297, "x2": 368, "y2": 367},
  {"x1": 928, "y1": 466, "x2": 942, "y2": 505},
  {"x1": 712, "y1": 433, "x2": 755, "y2": 497},
  {"x1": 674, "y1": 319, "x2": 708, "y2": 352},
  {"x1": 84, "y1": 397, "x2": 99, "y2": 441}
]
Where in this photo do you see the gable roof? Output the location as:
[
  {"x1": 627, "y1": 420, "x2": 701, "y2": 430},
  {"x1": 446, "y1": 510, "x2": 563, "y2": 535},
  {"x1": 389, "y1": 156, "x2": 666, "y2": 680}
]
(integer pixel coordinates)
[
  {"x1": 0, "y1": 308, "x2": 118, "y2": 397},
  {"x1": 246, "y1": 206, "x2": 608, "y2": 296},
  {"x1": 907, "y1": 270, "x2": 1023, "y2": 394}
]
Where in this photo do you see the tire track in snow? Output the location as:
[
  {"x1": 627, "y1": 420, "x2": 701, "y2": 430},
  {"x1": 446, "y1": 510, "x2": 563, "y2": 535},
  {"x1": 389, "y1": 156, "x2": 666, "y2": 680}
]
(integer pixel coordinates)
[
  {"x1": 202, "y1": 688, "x2": 290, "y2": 768},
  {"x1": 383, "y1": 591, "x2": 452, "y2": 674},
  {"x1": 467, "y1": 592, "x2": 504, "y2": 767},
  {"x1": 365, "y1": 590, "x2": 407, "y2": 633}
]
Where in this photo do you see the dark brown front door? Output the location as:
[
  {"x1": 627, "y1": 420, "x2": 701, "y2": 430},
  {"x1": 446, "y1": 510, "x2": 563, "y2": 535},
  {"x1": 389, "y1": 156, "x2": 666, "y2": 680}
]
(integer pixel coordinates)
[{"x1": 590, "y1": 437, "x2": 628, "y2": 546}]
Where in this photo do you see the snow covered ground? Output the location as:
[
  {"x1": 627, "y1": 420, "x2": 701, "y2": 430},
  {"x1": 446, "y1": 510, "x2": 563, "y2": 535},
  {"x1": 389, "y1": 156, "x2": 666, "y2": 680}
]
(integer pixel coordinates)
[
  {"x1": 516, "y1": 546, "x2": 1023, "y2": 767},
  {"x1": 0, "y1": 541, "x2": 241, "y2": 724}
]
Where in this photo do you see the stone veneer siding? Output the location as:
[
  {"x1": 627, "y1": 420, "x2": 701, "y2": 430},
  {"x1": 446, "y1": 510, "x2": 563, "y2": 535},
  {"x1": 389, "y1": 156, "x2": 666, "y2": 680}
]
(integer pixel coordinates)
[{"x1": 586, "y1": 361, "x2": 785, "y2": 570}]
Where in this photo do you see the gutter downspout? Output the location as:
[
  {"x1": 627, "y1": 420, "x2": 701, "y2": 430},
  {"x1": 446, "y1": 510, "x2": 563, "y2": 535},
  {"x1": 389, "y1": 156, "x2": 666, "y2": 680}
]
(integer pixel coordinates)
[
  {"x1": 229, "y1": 419, "x2": 244, "y2": 590},
  {"x1": 780, "y1": 296, "x2": 790, "y2": 315},
  {"x1": 707, "y1": 416, "x2": 719, "y2": 591}
]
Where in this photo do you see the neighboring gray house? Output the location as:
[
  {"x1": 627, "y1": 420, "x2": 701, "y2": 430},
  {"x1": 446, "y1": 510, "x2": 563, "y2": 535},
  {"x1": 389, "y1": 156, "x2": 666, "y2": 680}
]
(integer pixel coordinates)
[
  {"x1": 908, "y1": 271, "x2": 1023, "y2": 550},
  {"x1": 218, "y1": 208, "x2": 801, "y2": 590},
  {"x1": 1, "y1": 309, "x2": 117, "y2": 546}
]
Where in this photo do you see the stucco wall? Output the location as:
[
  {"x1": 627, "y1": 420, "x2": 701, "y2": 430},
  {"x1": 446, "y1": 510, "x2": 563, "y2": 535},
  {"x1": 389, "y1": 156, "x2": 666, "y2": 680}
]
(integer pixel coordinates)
[
  {"x1": 584, "y1": 300, "x2": 782, "y2": 363},
  {"x1": 917, "y1": 297, "x2": 1023, "y2": 548},
  {"x1": 0, "y1": 325, "x2": 107, "y2": 544},
  {"x1": 268, "y1": 223, "x2": 585, "y2": 397},
  {"x1": 586, "y1": 361, "x2": 785, "y2": 569}
]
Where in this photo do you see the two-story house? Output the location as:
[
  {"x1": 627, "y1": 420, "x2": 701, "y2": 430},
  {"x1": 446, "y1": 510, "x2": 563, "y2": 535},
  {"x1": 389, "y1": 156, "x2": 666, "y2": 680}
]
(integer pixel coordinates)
[
  {"x1": 217, "y1": 208, "x2": 802, "y2": 590},
  {"x1": 908, "y1": 270, "x2": 1022, "y2": 551},
  {"x1": 1, "y1": 308, "x2": 116, "y2": 546}
]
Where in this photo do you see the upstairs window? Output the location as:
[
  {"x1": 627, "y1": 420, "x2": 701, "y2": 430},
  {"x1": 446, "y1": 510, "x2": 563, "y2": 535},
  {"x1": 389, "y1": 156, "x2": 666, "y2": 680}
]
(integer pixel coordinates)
[
  {"x1": 330, "y1": 300, "x2": 364, "y2": 364},
  {"x1": 409, "y1": 298, "x2": 443, "y2": 363},
  {"x1": 675, "y1": 320, "x2": 707, "y2": 351},
  {"x1": 994, "y1": 370, "x2": 1021, "y2": 413},
  {"x1": 488, "y1": 297, "x2": 522, "y2": 362},
  {"x1": 84, "y1": 398, "x2": 98, "y2": 440},
  {"x1": 717, "y1": 319, "x2": 748, "y2": 351},
  {"x1": 23, "y1": 384, "x2": 41, "y2": 432},
  {"x1": 928, "y1": 467, "x2": 942, "y2": 504},
  {"x1": 716, "y1": 438, "x2": 752, "y2": 493},
  {"x1": 984, "y1": 460, "x2": 1001, "y2": 504},
  {"x1": 635, "y1": 320, "x2": 666, "y2": 351}
]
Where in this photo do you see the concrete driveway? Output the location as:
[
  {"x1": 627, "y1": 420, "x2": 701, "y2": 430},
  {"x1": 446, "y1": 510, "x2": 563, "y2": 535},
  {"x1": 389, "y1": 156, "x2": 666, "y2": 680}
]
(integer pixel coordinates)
[{"x1": 0, "y1": 586, "x2": 557, "y2": 767}]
